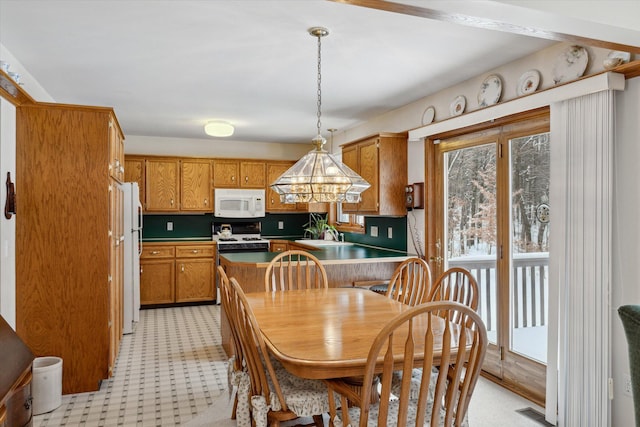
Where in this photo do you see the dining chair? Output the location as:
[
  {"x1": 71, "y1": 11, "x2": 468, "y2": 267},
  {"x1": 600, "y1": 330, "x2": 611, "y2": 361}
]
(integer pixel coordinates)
[
  {"x1": 325, "y1": 301, "x2": 488, "y2": 427},
  {"x1": 390, "y1": 266, "x2": 480, "y2": 401},
  {"x1": 264, "y1": 250, "x2": 328, "y2": 292},
  {"x1": 385, "y1": 257, "x2": 433, "y2": 306},
  {"x1": 229, "y1": 277, "x2": 330, "y2": 427},
  {"x1": 427, "y1": 267, "x2": 479, "y2": 325},
  {"x1": 217, "y1": 265, "x2": 244, "y2": 421}
]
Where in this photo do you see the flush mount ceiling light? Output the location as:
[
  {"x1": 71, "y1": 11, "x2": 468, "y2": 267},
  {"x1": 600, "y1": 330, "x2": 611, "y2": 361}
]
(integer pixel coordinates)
[
  {"x1": 270, "y1": 27, "x2": 370, "y2": 204},
  {"x1": 204, "y1": 120, "x2": 234, "y2": 137}
]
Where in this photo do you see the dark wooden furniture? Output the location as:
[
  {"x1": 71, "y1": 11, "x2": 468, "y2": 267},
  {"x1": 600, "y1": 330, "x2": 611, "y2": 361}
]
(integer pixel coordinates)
[{"x1": 0, "y1": 315, "x2": 35, "y2": 427}]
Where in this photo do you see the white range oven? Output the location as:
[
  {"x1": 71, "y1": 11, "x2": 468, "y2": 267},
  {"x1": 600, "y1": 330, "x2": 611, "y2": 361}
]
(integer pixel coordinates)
[{"x1": 213, "y1": 221, "x2": 270, "y2": 303}]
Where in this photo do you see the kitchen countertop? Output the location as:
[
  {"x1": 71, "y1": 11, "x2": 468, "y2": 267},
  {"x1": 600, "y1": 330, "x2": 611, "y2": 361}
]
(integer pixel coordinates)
[
  {"x1": 220, "y1": 244, "x2": 413, "y2": 267},
  {"x1": 142, "y1": 237, "x2": 213, "y2": 242}
]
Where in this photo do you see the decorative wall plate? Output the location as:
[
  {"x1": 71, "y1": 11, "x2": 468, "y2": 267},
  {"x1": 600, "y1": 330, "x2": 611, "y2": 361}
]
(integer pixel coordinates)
[
  {"x1": 477, "y1": 74, "x2": 502, "y2": 107},
  {"x1": 517, "y1": 69, "x2": 541, "y2": 96},
  {"x1": 421, "y1": 106, "x2": 435, "y2": 125},
  {"x1": 553, "y1": 45, "x2": 588, "y2": 84},
  {"x1": 450, "y1": 95, "x2": 466, "y2": 117}
]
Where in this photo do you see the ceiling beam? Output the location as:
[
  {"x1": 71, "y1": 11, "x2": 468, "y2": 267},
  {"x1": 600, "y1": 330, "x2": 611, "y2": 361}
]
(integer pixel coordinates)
[{"x1": 328, "y1": 0, "x2": 640, "y2": 54}]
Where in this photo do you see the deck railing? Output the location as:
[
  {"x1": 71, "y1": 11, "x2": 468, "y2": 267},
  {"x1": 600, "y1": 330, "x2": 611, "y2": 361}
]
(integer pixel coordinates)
[{"x1": 447, "y1": 253, "x2": 549, "y2": 332}]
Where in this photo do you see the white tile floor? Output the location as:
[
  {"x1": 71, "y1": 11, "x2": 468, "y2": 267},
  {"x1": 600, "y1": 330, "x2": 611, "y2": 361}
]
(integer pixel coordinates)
[
  {"x1": 34, "y1": 306, "x2": 228, "y2": 426},
  {"x1": 34, "y1": 305, "x2": 550, "y2": 426}
]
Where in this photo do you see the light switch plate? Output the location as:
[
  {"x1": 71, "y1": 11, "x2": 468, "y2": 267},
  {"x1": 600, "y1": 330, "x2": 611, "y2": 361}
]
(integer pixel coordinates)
[
  {"x1": 388, "y1": 227, "x2": 393, "y2": 239},
  {"x1": 370, "y1": 225, "x2": 378, "y2": 237},
  {"x1": 167, "y1": 222, "x2": 173, "y2": 231},
  {"x1": 278, "y1": 221, "x2": 284, "y2": 230}
]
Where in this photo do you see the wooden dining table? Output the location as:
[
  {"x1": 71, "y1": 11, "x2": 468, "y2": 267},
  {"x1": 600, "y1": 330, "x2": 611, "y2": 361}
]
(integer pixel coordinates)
[{"x1": 244, "y1": 287, "x2": 463, "y2": 380}]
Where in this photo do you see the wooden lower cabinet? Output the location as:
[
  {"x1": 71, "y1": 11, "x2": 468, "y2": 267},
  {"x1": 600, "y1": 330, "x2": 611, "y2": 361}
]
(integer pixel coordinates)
[
  {"x1": 176, "y1": 258, "x2": 214, "y2": 302},
  {"x1": 140, "y1": 258, "x2": 176, "y2": 305},
  {"x1": 269, "y1": 240, "x2": 289, "y2": 253},
  {"x1": 141, "y1": 242, "x2": 215, "y2": 305}
]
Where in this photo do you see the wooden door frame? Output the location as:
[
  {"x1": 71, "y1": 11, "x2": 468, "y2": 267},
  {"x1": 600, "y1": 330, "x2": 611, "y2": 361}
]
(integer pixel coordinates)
[{"x1": 424, "y1": 107, "x2": 550, "y2": 405}]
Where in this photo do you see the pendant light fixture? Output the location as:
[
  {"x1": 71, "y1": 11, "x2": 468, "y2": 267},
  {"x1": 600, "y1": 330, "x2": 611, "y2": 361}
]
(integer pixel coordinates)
[{"x1": 270, "y1": 27, "x2": 370, "y2": 204}]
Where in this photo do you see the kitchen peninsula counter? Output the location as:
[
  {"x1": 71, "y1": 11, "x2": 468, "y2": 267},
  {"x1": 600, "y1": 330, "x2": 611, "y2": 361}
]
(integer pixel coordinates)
[
  {"x1": 220, "y1": 244, "x2": 411, "y2": 268},
  {"x1": 219, "y1": 244, "x2": 412, "y2": 293}
]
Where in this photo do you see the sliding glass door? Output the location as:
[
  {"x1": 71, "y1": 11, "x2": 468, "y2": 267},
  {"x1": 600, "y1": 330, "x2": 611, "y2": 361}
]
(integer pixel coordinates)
[{"x1": 431, "y1": 112, "x2": 550, "y2": 403}]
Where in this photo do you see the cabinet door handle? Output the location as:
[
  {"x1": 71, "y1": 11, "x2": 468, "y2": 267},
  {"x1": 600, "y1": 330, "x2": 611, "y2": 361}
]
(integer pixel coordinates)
[
  {"x1": 181, "y1": 264, "x2": 185, "y2": 272},
  {"x1": 170, "y1": 199, "x2": 174, "y2": 206},
  {"x1": 150, "y1": 250, "x2": 160, "y2": 255},
  {"x1": 245, "y1": 176, "x2": 249, "y2": 183},
  {"x1": 204, "y1": 198, "x2": 208, "y2": 205},
  {"x1": 192, "y1": 250, "x2": 198, "y2": 254},
  {"x1": 231, "y1": 176, "x2": 235, "y2": 182},
  {"x1": 140, "y1": 266, "x2": 143, "y2": 274}
]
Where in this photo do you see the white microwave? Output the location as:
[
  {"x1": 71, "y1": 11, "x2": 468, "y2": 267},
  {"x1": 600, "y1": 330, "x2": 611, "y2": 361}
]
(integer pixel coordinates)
[{"x1": 214, "y1": 188, "x2": 265, "y2": 218}]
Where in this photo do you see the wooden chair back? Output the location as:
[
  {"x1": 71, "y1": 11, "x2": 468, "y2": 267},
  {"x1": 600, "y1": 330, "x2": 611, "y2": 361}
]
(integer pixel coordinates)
[
  {"x1": 385, "y1": 257, "x2": 433, "y2": 306},
  {"x1": 218, "y1": 266, "x2": 243, "y2": 371},
  {"x1": 342, "y1": 301, "x2": 487, "y2": 427},
  {"x1": 427, "y1": 267, "x2": 479, "y2": 325},
  {"x1": 228, "y1": 277, "x2": 289, "y2": 412},
  {"x1": 264, "y1": 250, "x2": 328, "y2": 292}
]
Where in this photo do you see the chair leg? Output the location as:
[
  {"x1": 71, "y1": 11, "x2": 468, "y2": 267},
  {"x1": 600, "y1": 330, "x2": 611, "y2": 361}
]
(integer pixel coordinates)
[
  {"x1": 328, "y1": 388, "x2": 337, "y2": 423},
  {"x1": 231, "y1": 392, "x2": 238, "y2": 419},
  {"x1": 340, "y1": 395, "x2": 351, "y2": 427}
]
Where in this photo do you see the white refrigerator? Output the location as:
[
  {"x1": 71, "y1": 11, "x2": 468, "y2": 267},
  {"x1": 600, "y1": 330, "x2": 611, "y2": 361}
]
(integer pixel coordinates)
[{"x1": 121, "y1": 182, "x2": 142, "y2": 334}]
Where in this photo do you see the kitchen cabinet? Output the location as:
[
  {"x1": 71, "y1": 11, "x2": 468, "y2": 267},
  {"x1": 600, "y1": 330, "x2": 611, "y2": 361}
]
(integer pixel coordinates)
[
  {"x1": 240, "y1": 161, "x2": 266, "y2": 187},
  {"x1": 109, "y1": 182, "x2": 124, "y2": 376},
  {"x1": 181, "y1": 159, "x2": 212, "y2": 212},
  {"x1": 16, "y1": 102, "x2": 124, "y2": 393},
  {"x1": 129, "y1": 156, "x2": 213, "y2": 213},
  {"x1": 141, "y1": 242, "x2": 215, "y2": 305},
  {"x1": 140, "y1": 245, "x2": 176, "y2": 305},
  {"x1": 213, "y1": 159, "x2": 265, "y2": 188},
  {"x1": 145, "y1": 159, "x2": 180, "y2": 212},
  {"x1": 109, "y1": 118, "x2": 125, "y2": 182},
  {"x1": 175, "y1": 245, "x2": 215, "y2": 303},
  {"x1": 269, "y1": 240, "x2": 289, "y2": 253},
  {"x1": 124, "y1": 156, "x2": 145, "y2": 206},
  {"x1": 266, "y1": 161, "x2": 328, "y2": 213},
  {"x1": 266, "y1": 161, "x2": 296, "y2": 212},
  {"x1": 341, "y1": 132, "x2": 408, "y2": 216}
]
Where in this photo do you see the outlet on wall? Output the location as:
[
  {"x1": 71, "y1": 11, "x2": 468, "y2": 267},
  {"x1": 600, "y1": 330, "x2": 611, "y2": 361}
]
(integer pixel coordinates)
[
  {"x1": 370, "y1": 225, "x2": 378, "y2": 237},
  {"x1": 167, "y1": 221, "x2": 173, "y2": 231},
  {"x1": 625, "y1": 373, "x2": 633, "y2": 397},
  {"x1": 278, "y1": 221, "x2": 284, "y2": 230},
  {"x1": 387, "y1": 227, "x2": 393, "y2": 239}
]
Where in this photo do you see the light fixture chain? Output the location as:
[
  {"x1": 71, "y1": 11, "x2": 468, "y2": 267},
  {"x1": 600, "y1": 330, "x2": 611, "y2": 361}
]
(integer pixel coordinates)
[{"x1": 316, "y1": 32, "x2": 322, "y2": 137}]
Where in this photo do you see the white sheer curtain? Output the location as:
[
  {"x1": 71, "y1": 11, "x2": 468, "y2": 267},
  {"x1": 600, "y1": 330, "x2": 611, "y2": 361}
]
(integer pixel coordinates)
[{"x1": 551, "y1": 90, "x2": 615, "y2": 426}]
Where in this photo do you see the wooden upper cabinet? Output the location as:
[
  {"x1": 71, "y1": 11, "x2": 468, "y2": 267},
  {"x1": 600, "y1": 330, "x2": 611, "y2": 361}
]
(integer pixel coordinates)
[
  {"x1": 108, "y1": 119, "x2": 125, "y2": 182},
  {"x1": 266, "y1": 162, "x2": 294, "y2": 212},
  {"x1": 213, "y1": 159, "x2": 239, "y2": 187},
  {"x1": 145, "y1": 159, "x2": 179, "y2": 212},
  {"x1": 240, "y1": 161, "x2": 266, "y2": 188},
  {"x1": 213, "y1": 159, "x2": 266, "y2": 188},
  {"x1": 181, "y1": 159, "x2": 212, "y2": 212},
  {"x1": 124, "y1": 156, "x2": 145, "y2": 205},
  {"x1": 341, "y1": 132, "x2": 408, "y2": 216}
]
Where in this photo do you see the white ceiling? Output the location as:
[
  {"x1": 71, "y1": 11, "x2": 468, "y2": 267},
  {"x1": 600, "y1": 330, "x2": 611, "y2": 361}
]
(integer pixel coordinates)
[{"x1": 0, "y1": 0, "x2": 638, "y2": 145}]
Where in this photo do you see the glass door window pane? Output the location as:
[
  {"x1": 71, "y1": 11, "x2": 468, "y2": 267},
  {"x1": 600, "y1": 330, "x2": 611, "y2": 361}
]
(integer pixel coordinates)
[
  {"x1": 444, "y1": 144, "x2": 498, "y2": 345},
  {"x1": 509, "y1": 132, "x2": 550, "y2": 363}
]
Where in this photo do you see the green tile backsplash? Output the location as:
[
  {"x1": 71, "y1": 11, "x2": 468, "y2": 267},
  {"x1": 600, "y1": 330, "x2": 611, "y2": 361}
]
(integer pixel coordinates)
[{"x1": 142, "y1": 212, "x2": 407, "y2": 251}]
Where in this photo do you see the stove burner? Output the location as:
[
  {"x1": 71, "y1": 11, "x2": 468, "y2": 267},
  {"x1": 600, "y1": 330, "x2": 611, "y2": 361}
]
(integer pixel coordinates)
[
  {"x1": 218, "y1": 238, "x2": 238, "y2": 242},
  {"x1": 242, "y1": 237, "x2": 262, "y2": 241}
]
